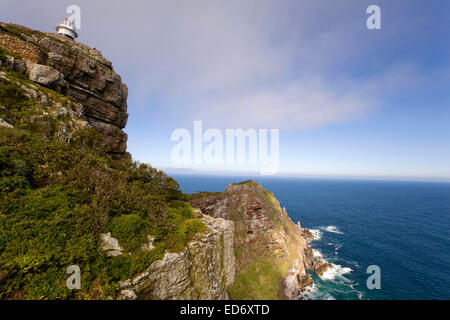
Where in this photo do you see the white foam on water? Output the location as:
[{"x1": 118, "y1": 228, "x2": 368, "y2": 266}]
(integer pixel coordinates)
[
  {"x1": 320, "y1": 225, "x2": 344, "y2": 235},
  {"x1": 309, "y1": 229, "x2": 322, "y2": 240},
  {"x1": 324, "y1": 293, "x2": 336, "y2": 300},
  {"x1": 327, "y1": 243, "x2": 343, "y2": 255},
  {"x1": 298, "y1": 283, "x2": 317, "y2": 300},
  {"x1": 306, "y1": 286, "x2": 336, "y2": 300},
  {"x1": 348, "y1": 283, "x2": 364, "y2": 300},
  {"x1": 303, "y1": 225, "x2": 360, "y2": 299},
  {"x1": 312, "y1": 248, "x2": 322, "y2": 258},
  {"x1": 320, "y1": 263, "x2": 353, "y2": 281}
]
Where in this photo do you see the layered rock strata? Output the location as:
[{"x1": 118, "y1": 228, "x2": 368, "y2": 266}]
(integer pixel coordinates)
[
  {"x1": 190, "y1": 181, "x2": 330, "y2": 300},
  {"x1": 0, "y1": 22, "x2": 129, "y2": 157},
  {"x1": 116, "y1": 214, "x2": 235, "y2": 300}
]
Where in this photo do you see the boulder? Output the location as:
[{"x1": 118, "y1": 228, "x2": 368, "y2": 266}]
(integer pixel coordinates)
[
  {"x1": 0, "y1": 118, "x2": 13, "y2": 128},
  {"x1": 25, "y1": 60, "x2": 65, "y2": 88},
  {"x1": 99, "y1": 232, "x2": 124, "y2": 257}
]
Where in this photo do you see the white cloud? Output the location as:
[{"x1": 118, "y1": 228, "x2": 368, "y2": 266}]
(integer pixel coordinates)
[
  {"x1": 0, "y1": 0, "x2": 421, "y2": 129},
  {"x1": 192, "y1": 78, "x2": 375, "y2": 129}
]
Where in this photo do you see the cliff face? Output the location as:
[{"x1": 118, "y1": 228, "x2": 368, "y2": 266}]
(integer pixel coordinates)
[
  {"x1": 1, "y1": 22, "x2": 239, "y2": 300},
  {"x1": 0, "y1": 22, "x2": 128, "y2": 157},
  {"x1": 113, "y1": 181, "x2": 326, "y2": 300},
  {"x1": 115, "y1": 214, "x2": 235, "y2": 300},
  {"x1": 191, "y1": 181, "x2": 328, "y2": 300},
  {"x1": 1, "y1": 22, "x2": 328, "y2": 300}
]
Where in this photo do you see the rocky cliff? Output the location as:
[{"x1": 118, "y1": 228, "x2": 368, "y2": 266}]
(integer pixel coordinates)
[
  {"x1": 190, "y1": 181, "x2": 331, "y2": 300},
  {"x1": 0, "y1": 22, "x2": 128, "y2": 158},
  {"x1": 116, "y1": 214, "x2": 235, "y2": 300},
  {"x1": 1, "y1": 22, "x2": 240, "y2": 300},
  {"x1": 108, "y1": 180, "x2": 330, "y2": 300},
  {"x1": 0, "y1": 22, "x2": 329, "y2": 300}
]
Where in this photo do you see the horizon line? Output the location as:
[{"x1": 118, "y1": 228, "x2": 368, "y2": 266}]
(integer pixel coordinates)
[{"x1": 159, "y1": 167, "x2": 450, "y2": 183}]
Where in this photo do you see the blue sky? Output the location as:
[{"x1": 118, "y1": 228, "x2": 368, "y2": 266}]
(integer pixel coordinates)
[{"x1": 2, "y1": 0, "x2": 449, "y2": 180}]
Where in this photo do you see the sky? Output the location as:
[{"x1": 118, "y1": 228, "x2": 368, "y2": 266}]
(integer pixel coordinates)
[{"x1": 1, "y1": 0, "x2": 450, "y2": 180}]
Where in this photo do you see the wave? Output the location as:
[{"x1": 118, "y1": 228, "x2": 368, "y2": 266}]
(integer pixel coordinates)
[
  {"x1": 349, "y1": 283, "x2": 364, "y2": 300},
  {"x1": 312, "y1": 248, "x2": 322, "y2": 258},
  {"x1": 320, "y1": 225, "x2": 344, "y2": 235},
  {"x1": 305, "y1": 287, "x2": 336, "y2": 300},
  {"x1": 320, "y1": 263, "x2": 353, "y2": 281},
  {"x1": 306, "y1": 224, "x2": 357, "y2": 299},
  {"x1": 308, "y1": 229, "x2": 322, "y2": 240},
  {"x1": 298, "y1": 283, "x2": 317, "y2": 300}
]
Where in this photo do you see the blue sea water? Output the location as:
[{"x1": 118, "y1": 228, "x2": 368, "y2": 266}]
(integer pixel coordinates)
[{"x1": 171, "y1": 174, "x2": 450, "y2": 300}]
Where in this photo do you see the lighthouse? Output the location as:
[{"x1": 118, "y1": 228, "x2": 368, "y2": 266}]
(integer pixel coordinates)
[{"x1": 56, "y1": 18, "x2": 78, "y2": 40}]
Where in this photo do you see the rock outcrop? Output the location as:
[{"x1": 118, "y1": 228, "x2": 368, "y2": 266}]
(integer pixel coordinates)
[
  {"x1": 99, "y1": 233, "x2": 124, "y2": 257},
  {"x1": 117, "y1": 214, "x2": 235, "y2": 300},
  {"x1": 0, "y1": 22, "x2": 129, "y2": 158},
  {"x1": 1, "y1": 22, "x2": 329, "y2": 300},
  {"x1": 190, "y1": 181, "x2": 328, "y2": 300},
  {"x1": 111, "y1": 181, "x2": 327, "y2": 300},
  {"x1": 0, "y1": 118, "x2": 13, "y2": 128}
]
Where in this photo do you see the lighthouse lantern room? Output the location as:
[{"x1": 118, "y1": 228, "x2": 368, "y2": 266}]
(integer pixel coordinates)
[{"x1": 56, "y1": 18, "x2": 78, "y2": 40}]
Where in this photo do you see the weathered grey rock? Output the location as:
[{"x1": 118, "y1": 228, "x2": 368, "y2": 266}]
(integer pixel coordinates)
[
  {"x1": 284, "y1": 259, "x2": 305, "y2": 299},
  {"x1": 187, "y1": 214, "x2": 235, "y2": 296},
  {"x1": 25, "y1": 60, "x2": 65, "y2": 87},
  {"x1": 99, "y1": 232, "x2": 124, "y2": 257},
  {"x1": 119, "y1": 289, "x2": 137, "y2": 300},
  {"x1": 141, "y1": 235, "x2": 155, "y2": 251},
  {"x1": 190, "y1": 181, "x2": 319, "y2": 300},
  {"x1": 0, "y1": 22, "x2": 129, "y2": 157},
  {"x1": 118, "y1": 279, "x2": 131, "y2": 289},
  {"x1": 117, "y1": 214, "x2": 235, "y2": 300},
  {"x1": 13, "y1": 58, "x2": 26, "y2": 74},
  {"x1": 0, "y1": 118, "x2": 13, "y2": 128}
]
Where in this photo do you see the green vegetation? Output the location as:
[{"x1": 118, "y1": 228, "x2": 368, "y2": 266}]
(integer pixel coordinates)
[
  {"x1": 0, "y1": 46, "x2": 21, "y2": 62},
  {"x1": 0, "y1": 47, "x2": 7, "y2": 62},
  {"x1": 236, "y1": 180, "x2": 256, "y2": 185},
  {"x1": 108, "y1": 214, "x2": 151, "y2": 252},
  {"x1": 153, "y1": 203, "x2": 207, "y2": 252},
  {"x1": 0, "y1": 75, "x2": 206, "y2": 298},
  {"x1": 0, "y1": 77, "x2": 36, "y2": 126},
  {"x1": 0, "y1": 70, "x2": 75, "y2": 136},
  {"x1": 228, "y1": 258, "x2": 285, "y2": 300},
  {"x1": 185, "y1": 191, "x2": 222, "y2": 201}
]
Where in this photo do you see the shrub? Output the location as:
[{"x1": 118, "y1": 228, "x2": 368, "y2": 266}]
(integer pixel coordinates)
[
  {"x1": 228, "y1": 259, "x2": 284, "y2": 300},
  {"x1": 0, "y1": 78, "x2": 36, "y2": 126},
  {"x1": 108, "y1": 214, "x2": 150, "y2": 252},
  {"x1": 161, "y1": 205, "x2": 206, "y2": 252},
  {"x1": 0, "y1": 79, "x2": 202, "y2": 298},
  {"x1": 0, "y1": 47, "x2": 7, "y2": 61},
  {"x1": 106, "y1": 245, "x2": 165, "y2": 281}
]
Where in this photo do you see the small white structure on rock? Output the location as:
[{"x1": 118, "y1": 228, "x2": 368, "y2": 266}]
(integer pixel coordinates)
[{"x1": 56, "y1": 18, "x2": 78, "y2": 40}]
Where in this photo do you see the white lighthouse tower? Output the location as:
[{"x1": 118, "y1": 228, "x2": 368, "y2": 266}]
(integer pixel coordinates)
[{"x1": 56, "y1": 18, "x2": 78, "y2": 40}]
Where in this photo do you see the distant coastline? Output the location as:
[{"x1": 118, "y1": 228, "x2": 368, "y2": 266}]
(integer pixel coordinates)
[{"x1": 164, "y1": 168, "x2": 450, "y2": 184}]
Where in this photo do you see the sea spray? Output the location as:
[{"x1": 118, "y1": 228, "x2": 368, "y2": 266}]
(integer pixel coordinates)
[
  {"x1": 320, "y1": 264, "x2": 353, "y2": 281},
  {"x1": 320, "y1": 225, "x2": 344, "y2": 235}
]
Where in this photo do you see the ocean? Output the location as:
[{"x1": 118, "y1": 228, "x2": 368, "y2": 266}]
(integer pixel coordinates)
[{"x1": 171, "y1": 174, "x2": 450, "y2": 300}]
